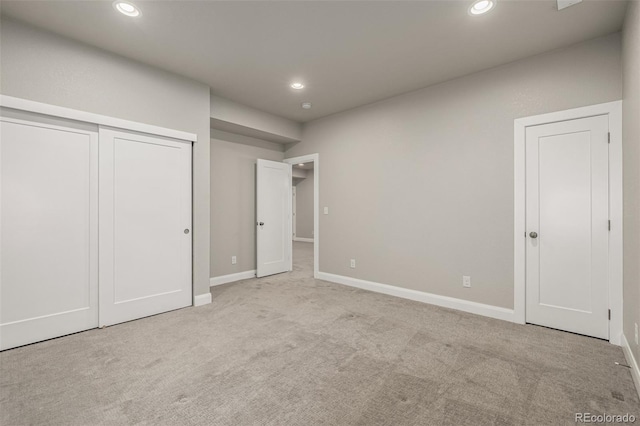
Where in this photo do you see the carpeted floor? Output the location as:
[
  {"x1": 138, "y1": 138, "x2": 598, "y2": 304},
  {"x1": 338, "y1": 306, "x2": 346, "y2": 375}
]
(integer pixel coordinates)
[{"x1": 1, "y1": 241, "x2": 639, "y2": 425}]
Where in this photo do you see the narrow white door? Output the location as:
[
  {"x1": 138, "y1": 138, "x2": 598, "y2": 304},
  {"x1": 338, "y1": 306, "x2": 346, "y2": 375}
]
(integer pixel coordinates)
[
  {"x1": 256, "y1": 159, "x2": 292, "y2": 277},
  {"x1": 99, "y1": 128, "x2": 192, "y2": 327},
  {"x1": 0, "y1": 118, "x2": 98, "y2": 350},
  {"x1": 525, "y1": 115, "x2": 609, "y2": 339}
]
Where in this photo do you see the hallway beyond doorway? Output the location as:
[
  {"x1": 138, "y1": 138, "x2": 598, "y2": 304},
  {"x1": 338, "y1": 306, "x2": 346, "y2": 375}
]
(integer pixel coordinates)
[{"x1": 293, "y1": 240, "x2": 313, "y2": 277}]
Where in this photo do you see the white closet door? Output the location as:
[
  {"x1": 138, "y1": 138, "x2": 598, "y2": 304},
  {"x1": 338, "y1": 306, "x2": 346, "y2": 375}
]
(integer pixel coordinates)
[
  {"x1": 99, "y1": 128, "x2": 192, "y2": 327},
  {"x1": 0, "y1": 117, "x2": 98, "y2": 350}
]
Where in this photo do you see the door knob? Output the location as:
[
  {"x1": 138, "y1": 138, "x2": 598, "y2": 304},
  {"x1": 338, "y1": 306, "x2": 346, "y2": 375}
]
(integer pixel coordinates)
[
  {"x1": 529, "y1": 232, "x2": 538, "y2": 238},
  {"x1": 184, "y1": 229, "x2": 190, "y2": 234}
]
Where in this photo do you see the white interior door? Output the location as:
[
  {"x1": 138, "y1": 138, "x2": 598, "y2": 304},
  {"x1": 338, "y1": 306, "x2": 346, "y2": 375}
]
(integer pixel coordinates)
[
  {"x1": 0, "y1": 117, "x2": 98, "y2": 350},
  {"x1": 525, "y1": 115, "x2": 609, "y2": 339},
  {"x1": 99, "y1": 128, "x2": 192, "y2": 327},
  {"x1": 256, "y1": 159, "x2": 292, "y2": 278}
]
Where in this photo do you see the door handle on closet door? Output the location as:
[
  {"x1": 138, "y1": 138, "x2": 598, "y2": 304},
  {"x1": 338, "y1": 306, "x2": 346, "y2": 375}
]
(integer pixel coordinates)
[{"x1": 529, "y1": 232, "x2": 538, "y2": 238}]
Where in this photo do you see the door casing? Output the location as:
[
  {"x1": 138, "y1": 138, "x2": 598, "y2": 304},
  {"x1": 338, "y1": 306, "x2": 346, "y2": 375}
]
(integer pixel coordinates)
[
  {"x1": 514, "y1": 101, "x2": 623, "y2": 345},
  {"x1": 292, "y1": 186, "x2": 297, "y2": 239}
]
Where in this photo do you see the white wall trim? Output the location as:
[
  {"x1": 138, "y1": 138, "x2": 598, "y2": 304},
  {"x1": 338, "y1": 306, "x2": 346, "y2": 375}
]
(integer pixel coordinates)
[
  {"x1": 284, "y1": 154, "x2": 319, "y2": 279},
  {"x1": 194, "y1": 293, "x2": 211, "y2": 307},
  {"x1": 621, "y1": 333, "x2": 640, "y2": 400},
  {"x1": 210, "y1": 270, "x2": 257, "y2": 287},
  {"x1": 317, "y1": 272, "x2": 515, "y2": 323},
  {"x1": 514, "y1": 100, "x2": 623, "y2": 345},
  {"x1": 293, "y1": 237, "x2": 314, "y2": 243},
  {"x1": 0, "y1": 95, "x2": 197, "y2": 142}
]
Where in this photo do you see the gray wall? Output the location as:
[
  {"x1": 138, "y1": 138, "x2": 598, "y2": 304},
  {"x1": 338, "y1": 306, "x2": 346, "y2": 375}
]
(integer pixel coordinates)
[
  {"x1": 295, "y1": 172, "x2": 314, "y2": 239},
  {"x1": 210, "y1": 130, "x2": 284, "y2": 277},
  {"x1": 286, "y1": 33, "x2": 622, "y2": 309},
  {"x1": 623, "y1": 0, "x2": 640, "y2": 365},
  {"x1": 0, "y1": 18, "x2": 212, "y2": 299}
]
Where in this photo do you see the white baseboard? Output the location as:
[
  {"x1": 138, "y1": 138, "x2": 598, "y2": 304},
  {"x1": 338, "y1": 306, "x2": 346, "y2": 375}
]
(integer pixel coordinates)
[
  {"x1": 621, "y1": 333, "x2": 640, "y2": 400},
  {"x1": 293, "y1": 237, "x2": 314, "y2": 243},
  {"x1": 210, "y1": 270, "x2": 256, "y2": 287},
  {"x1": 194, "y1": 293, "x2": 211, "y2": 307},
  {"x1": 316, "y1": 272, "x2": 515, "y2": 323}
]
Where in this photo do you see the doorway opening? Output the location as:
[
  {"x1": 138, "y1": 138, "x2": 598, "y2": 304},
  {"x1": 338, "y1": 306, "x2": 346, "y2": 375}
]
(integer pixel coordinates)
[
  {"x1": 255, "y1": 154, "x2": 319, "y2": 279},
  {"x1": 291, "y1": 161, "x2": 314, "y2": 277},
  {"x1": 284, "y1": 154, "x2": 319, "y2": 279}
]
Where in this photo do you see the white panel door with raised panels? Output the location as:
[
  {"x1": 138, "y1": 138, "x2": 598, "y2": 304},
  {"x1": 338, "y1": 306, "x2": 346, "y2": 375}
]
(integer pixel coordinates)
[
  {"x1": 525, "y1": 115, "x2": 609, "y2": 339},
  {"x1": 99, "y1": 128, "x2": 192, "y2": 327},
  {"x1": 256, "y1": 159, "x2": 292, "y2": 278},
  {"x1": 0, "y1": 117, "x2": 98, "y2": 350}
]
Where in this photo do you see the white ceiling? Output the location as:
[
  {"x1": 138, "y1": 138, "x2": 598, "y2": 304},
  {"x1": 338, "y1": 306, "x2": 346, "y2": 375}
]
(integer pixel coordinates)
[{"x1": 1, "y1": 0, "x2": 628, "y2": 122}]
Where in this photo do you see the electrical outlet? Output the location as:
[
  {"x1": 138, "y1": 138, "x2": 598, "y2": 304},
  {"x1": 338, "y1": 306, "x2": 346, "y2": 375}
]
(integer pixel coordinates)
[
  {"x1": 350, "y1": 259, "x2": 356, "y2": 269},
  {"x1": 635, "y1": 323, "x2": 638, "y2": 345},
  {"x1": 231, "y1": 256, "x2": 237, "y2": 265},
  {"x1": 463, "y1": 276, "x2": 471, "y2": 288}
]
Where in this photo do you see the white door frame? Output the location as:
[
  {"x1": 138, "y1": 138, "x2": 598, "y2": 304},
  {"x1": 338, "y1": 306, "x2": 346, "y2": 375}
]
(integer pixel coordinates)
[
  {"x1": 283, "y1": 154, "x2": 319, "y2": 279},
  {"x1": 292, "y1": 186, "x2": 297, "y2": 239},
  {"x1": 514, "y1": 101, "x2": 623, "y2": 344}
]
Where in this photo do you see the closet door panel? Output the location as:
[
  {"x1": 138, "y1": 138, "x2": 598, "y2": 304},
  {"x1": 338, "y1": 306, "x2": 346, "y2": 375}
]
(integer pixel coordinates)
[
  {"x1": 0, "y1": 118, "x2": 98, "y2": 350},
  {"x1": 113, "y1": 137, "x2": 183, "y2": 301},
  {"x1": 99, "y1": 128, "x2": 192, "y2": 327}
]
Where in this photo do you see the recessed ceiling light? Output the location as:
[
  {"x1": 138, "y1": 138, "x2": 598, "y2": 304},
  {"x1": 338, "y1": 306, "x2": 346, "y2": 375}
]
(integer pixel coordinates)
[
  {"x1": 298, "y1": 163, "x2": 305, "y2": 167},
  {"x1": 301, "y1": 102, "x2": 312, "y2": 109},
  {"x1": 469, "y1": 0, "x2": 496, "y2": 15},
  {"x1": 290, "y1": 82, "x2": 305, "y2": 90},
  {"x1": 114, "y1": 1, "x2": 141, "y2": 17}
]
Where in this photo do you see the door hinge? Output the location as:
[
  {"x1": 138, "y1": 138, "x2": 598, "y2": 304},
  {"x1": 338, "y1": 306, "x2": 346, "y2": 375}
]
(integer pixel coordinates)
[
  {"x1": 608, "y1": 309, "x2": 611, "y2": 320},
  {"x1": 608, "y1": 220, "x2": 611, "y2": 231},
  {"x1": 608, "y1": 132, "x2": 611, "y2": 143}
]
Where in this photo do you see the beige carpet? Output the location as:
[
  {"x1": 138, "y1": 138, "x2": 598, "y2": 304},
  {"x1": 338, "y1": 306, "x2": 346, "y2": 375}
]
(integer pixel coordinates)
[{"x1": 1, "y1": 241, "x2": 639, "y2": 425}]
